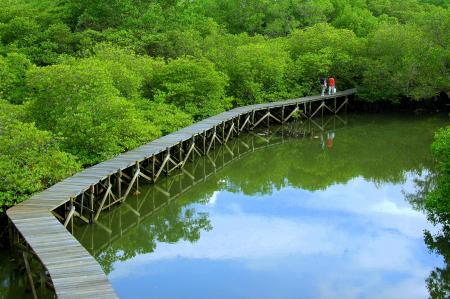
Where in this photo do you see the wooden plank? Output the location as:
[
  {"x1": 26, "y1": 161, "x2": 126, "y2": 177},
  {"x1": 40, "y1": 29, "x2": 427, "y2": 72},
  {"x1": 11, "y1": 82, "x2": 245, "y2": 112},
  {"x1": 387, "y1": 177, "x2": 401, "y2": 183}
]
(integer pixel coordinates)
[{"x1": 6, "y1": 89, "x2": 355, "y2": 298}]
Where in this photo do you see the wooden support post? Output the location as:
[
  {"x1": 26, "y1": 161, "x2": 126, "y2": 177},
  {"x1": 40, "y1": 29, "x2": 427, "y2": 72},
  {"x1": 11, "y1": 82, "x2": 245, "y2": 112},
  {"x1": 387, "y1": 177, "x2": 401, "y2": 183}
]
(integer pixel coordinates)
[
  {"x1": 117, "y1": 170, "x2": 122, "y2": 198},
  {"x1": 89, "y1": 185, "x2": 94, "y2": 223},
  {"x1": 207, "y1": 131, "x2": 216, "y2": 154},
  {"x1": 154, "y1": 152, "x2": 170, "y2": 182},
  {"x1": 203, "y1": 131, "x2": 206, "y2": 154},
  {"x1": 321, "y1": 100, "x2": 324, "y2": 118},
  {"x1": 311, "y1": 102, "x2": 325, "y2": 118},
  {"x1": 139, "y1": 171, "x2": 152, "y2": 182},
  {"x1": 179, "y1": 142, "x2": 183, "y2": 166},
  {"x1": 165, "y1": 147, "x2": 170, "y2": 175},
  {"x1": 269, "y1": 112, "x2": 281, "y2": 123},
  {"x1": 222, "y1": 122, "x2": 225, "y2": 141},
  {"x1": 64, "y1": 205, "x2": 75, "y2": 228},
  {"x1": 251, "y1": 110, "x2": 255, "y2": 128},
  {"x1": 80, "y1": 193, "x2": 84, "y2": 218},
  {"x1": 94, "y1": 184, "x2": 111, "y2": 222},
  {"x1": 182, "y1": 141, "x2": 196, "y2": 167},
  {"x1": 152, "y1": 156, "x2": 155, "y2": 182},
  {"x1": 134, "y1": 161, "x2": 140, "y2": 195},
  {"x1": 191, "y1": 136, "x2": 195, "y2": 162},
  {"x1": 213, "y1": 127, "x2": 217, "y2": 149},
  {"x1": 237, "y1": 116, "x2": 240, "y2": 135},
  {"x1": 335, "y1": 97, "x2": 348, "y2": 114},
  {"x1": 323, "y1": 102, "x2": 334, "y2": 113},
  {"x1": 240, "y1": 115, "x2": 251, "y2": 131},
  {"x1": 252, "y1": 112, "x2": 270, "y2": 129},
  {"x1": 23, "y1": 252, "x2": 37, "y2": 299},
  {"x1": 283, "y1": 107, "x2": 299, "y2": 122},
  {"x1": 225, "y1": 123, "x2": 235, "y2": 143},
  {"x1": 121, "y1": 168, "x2": 140, "y2": 202}
]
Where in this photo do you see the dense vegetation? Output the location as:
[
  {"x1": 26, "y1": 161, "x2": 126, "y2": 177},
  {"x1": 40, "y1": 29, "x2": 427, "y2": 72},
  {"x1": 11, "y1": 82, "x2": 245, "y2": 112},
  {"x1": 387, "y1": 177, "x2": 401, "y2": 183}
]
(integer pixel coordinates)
[
  {"x1": 408, "y1": 126, "x2": 450, "y2": 299},
  {"x1": 0, "y1": 0, "x2": 449, "y2": 209}
]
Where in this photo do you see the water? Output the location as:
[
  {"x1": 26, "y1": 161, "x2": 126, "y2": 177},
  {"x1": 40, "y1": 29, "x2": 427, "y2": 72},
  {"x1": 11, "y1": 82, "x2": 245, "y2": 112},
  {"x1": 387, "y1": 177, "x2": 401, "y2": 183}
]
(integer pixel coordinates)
[
  {"x1": 73, "y1": 113, "x2": 447, "y2": 299},
  {"x1": 1, "y1": 113, "x2": 448, "y2": 299}
]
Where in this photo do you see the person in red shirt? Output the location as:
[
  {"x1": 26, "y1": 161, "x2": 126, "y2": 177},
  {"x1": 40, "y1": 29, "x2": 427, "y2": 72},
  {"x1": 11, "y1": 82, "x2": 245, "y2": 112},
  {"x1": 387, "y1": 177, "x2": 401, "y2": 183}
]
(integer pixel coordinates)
[{"x1": 328, "y1": 77, "x2": 335, "y2": 95}]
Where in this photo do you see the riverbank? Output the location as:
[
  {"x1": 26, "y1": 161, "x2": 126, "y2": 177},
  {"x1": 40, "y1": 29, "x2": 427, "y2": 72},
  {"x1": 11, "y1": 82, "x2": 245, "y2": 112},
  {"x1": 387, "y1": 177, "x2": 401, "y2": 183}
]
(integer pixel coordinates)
[{"x1": 349, "y1": 92, "x2": 449, "y2": 113}]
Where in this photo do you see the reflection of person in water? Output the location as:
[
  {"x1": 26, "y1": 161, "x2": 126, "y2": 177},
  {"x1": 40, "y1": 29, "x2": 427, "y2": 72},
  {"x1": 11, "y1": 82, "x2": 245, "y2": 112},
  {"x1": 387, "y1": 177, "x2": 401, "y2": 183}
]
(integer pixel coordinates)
[
  {"x1": 320, "y1": 131, "x2": 336, "y2": 150},
  {"x1": 326, "y1": 131, "x2": 335, "y2": 149}
]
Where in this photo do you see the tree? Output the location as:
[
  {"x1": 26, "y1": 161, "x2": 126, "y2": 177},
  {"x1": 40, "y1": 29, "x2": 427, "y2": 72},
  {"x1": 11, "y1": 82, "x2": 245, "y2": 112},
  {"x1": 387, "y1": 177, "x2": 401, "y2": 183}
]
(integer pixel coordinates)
[
  {"x1": 361, "y1": 24, "x2": 448, "y2": 101},
  {"x1": 0, "y1": 53, "x2": 32, "y2": 104},
  {"x1": 288, "y1": 23, "x2": 365, "y2": 93},
  {"x1": 210, "y1": 40, "x2": 292, "y2": 104},
  {"x1": 0, "y1": 101, "x2": 81, "y2": 209},
  {"x1": 149, "y1": 57, "x2": 230, "y2": 119},
  {"x1": 26, "y1": 60, "x2": 160, "y2": 165}
]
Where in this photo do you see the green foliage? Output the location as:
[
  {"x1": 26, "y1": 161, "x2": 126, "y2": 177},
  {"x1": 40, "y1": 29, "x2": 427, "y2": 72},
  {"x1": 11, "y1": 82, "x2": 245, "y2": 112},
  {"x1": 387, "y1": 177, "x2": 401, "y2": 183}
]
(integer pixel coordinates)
[
  {"x1": 0, "y1": 115, "x2": 81, "y2": 210},
  {"x1": 406, "y1": 123, "x2": 450, "y2": 299},
  {"x1": 288, "y1": 24, "x2": 364, "y2": 92},
  {"x1": 0, "y1": 0, "x2": 449, "y2": 210},
  {"x1": 132, "y1": 99, "x2": 193, "y2": 135},
  {"x1": 219, "y1": 40, "x2": 292, "y2": 104},
  {"x1": 425, "y1": 126, "x2": 450, "y2": 227},
  {"x1": 26, "y1": 60, "x2": 161, "y2": 165},
  {"x1": 332, "y1": 6, "x2": 379, "y2": 36},
  {"x1": 361, "y1": 24, "x2": 448, "y2": 101},
  {"x1": 196, "y1": 0, "x2": 333, "y2": 36},
  {"x1": 150, "y1": 57, "x2": 230, "y2": 119},
  {"x1": 411, "y1": 125, "x2": 450, "y2": 299},
  {"x1": 0, "y1": 53, "x2": 32, "y2": 104}
]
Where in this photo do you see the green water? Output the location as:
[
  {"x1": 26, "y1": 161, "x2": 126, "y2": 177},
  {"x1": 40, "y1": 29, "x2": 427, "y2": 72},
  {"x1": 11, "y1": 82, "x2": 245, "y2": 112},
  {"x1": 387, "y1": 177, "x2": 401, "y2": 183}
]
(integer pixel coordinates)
[{"x1": 1, "y1": 113, "x2": 448, "y2": 299}]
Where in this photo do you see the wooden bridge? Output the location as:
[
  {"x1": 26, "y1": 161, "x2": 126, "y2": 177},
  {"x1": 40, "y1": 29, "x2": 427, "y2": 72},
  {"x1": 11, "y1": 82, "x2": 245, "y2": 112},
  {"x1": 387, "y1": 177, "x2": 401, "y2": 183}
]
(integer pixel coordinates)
[
  {"x1": 76, "y1": 114, "x2": 348, "y2": 260},
  {"x1": 7, "y1": 89, "x2": 356, "y2": 298}
]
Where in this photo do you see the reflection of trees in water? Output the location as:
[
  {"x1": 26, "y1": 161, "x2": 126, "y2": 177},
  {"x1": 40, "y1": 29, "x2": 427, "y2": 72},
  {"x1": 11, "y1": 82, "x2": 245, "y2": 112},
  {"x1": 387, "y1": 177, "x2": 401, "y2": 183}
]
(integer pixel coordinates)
[
  {"x1": 75, "y1": 114, "x2": 446, "y2": 280},
  {"x1": 424, "y1": 228, "x2": 449, "y2": 299},
  {"x1": 406, "y1": 169, "x2": 449, "y2": 298},
  {"x1": 89, "y1": 202, "x2": 212, "y2": 274},
  {"x1": 0, "y1": 250, "x2": 54, "y2": 299},
  {"x1": 222, "y1": 115, "x2": 439, "y2": 195}
]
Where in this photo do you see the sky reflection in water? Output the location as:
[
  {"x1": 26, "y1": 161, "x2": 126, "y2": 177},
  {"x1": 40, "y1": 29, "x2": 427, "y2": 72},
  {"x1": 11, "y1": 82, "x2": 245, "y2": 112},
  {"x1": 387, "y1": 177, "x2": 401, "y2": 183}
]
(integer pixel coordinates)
[
  {"x1": 109, "y1": 175, "x2": 442, "y2": 299},
  {"x1": 75, "y1": 114, "x2": 447, "y2": 299}
]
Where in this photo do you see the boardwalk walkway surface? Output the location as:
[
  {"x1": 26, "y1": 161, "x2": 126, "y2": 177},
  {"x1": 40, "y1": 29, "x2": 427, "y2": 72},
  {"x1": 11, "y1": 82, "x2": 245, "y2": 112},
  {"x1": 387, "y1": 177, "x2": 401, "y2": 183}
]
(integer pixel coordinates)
[{"x1": 7, "y1": 89, "x2": 356, "y2": 298}]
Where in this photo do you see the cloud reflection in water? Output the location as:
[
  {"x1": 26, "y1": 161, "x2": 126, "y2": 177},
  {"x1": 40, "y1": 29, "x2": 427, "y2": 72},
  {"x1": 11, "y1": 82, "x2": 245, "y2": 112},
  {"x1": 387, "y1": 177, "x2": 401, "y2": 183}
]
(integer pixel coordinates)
[{"x1": 109, "y1": 173, "x2": 443, "y2": 299}]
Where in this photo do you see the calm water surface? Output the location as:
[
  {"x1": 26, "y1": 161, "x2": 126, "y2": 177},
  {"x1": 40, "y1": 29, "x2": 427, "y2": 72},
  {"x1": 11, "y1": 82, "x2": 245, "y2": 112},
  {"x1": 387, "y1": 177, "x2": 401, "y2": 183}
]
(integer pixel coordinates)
[
  {"x1": 1, "y1": 114, "x2": 447, "y2": 299},
  {"x1": 72, "y1": 114, "x2": 448, "y2": 299}
]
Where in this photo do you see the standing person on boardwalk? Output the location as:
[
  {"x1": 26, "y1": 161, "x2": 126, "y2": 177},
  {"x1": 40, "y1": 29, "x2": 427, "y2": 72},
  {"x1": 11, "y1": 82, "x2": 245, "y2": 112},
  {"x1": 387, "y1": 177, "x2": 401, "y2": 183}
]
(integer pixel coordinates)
[
  {"x1": 328, "y1": 76, "x2": 335, "y2": 95},
  {"x1": 320, "y1": 77, "x2": 327, "y2": 96}
]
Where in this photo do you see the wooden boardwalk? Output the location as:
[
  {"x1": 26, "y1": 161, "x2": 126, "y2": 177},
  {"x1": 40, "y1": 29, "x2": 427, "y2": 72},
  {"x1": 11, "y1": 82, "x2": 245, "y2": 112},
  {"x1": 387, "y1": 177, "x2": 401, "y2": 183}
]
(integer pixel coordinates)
[
  {"x1": 79, "y1": 115, "x2": 348, "y2": 256},
  {"x1": 7, "y1": 89, "x2": 356, "y2": 298}
]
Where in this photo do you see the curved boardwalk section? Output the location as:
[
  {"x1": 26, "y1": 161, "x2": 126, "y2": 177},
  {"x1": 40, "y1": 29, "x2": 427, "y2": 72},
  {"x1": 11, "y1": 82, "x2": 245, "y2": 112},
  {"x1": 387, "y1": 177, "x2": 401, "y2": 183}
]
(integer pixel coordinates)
[{"x1": 7, "y1": 89, "x2": 356, "y2": 298}]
